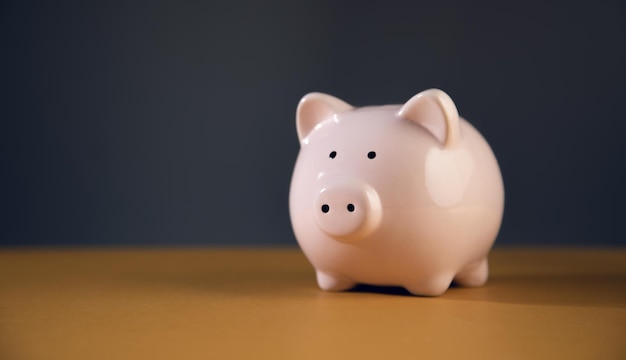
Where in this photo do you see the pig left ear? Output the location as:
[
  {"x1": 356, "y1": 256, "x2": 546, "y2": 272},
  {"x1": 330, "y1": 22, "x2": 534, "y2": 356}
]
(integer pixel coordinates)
[
  {"x1": 296, "y1": 92, "x2": 353, "y2": 142},
  {"x1": 398, "y1": 89, "x2": 461, "y2": 149}
]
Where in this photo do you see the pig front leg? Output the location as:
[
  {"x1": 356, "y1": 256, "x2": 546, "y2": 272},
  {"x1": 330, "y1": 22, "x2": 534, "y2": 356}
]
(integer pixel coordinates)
[
  {"x1": 404, "y1": 273, "x2": 454, "y2": 296},
  {"x1": 453, "y1": 258, "x2": 489, "y2": 287},
  {"x1": 316, "y1": 270, "x2": 356, "y2": 292}
]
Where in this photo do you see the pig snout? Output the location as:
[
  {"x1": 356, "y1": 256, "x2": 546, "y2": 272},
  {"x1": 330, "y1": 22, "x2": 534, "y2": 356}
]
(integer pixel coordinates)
[{"x1": 314, "y1": 178, "x2": 382, "y2": 241}]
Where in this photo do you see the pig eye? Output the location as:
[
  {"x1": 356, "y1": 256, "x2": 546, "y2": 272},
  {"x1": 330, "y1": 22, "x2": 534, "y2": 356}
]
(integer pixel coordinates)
[
  {"x1": 329, "y1": 151, "x2": 337, "y2": 159},
  {"x1": 367, "y1": 151, "x2": 376, "y2": 159}
]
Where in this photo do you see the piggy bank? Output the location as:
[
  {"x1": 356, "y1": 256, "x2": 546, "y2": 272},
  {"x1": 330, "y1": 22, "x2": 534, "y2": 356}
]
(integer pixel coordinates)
[{"x1": 289, "y1": 89, "x2": 504, "y2": 296}]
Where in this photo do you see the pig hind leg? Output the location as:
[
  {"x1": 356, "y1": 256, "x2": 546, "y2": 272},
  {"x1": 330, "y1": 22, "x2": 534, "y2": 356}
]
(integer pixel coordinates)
[
  {"x1": 453, "y1": 258, "x2": 489, "y2": 287},
  {"x1": 316, "y1": 270, "x2": 356, "y2": 292}
]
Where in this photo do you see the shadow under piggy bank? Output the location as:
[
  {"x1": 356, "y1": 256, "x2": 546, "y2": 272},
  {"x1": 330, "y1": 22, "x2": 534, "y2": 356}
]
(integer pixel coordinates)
[{"x1": 347, "y1": 273, "x2": 625, "y2": 308}]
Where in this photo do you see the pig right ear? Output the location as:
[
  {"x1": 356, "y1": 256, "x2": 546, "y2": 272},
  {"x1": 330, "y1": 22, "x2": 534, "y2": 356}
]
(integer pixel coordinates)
[
  {"x1": 296, "y1": 92, "x2": 353, "y2": 142},
  {"x1": 398, "y1": 89, "x2": 461, "y2": 149}
]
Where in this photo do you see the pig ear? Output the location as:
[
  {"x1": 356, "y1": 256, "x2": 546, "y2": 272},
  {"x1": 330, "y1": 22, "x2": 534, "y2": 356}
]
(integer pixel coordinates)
[
  {"x1": 296, "y1": 92, "x2": 353, "y2": 142},
  {"x1": 398, "y1": 89, "x2": 461, "y2": 149}
]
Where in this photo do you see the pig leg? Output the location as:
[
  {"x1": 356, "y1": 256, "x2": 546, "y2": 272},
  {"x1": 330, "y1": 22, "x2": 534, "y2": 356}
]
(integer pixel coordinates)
[
  {"x1": 453, "y1": 257, "x2": 489, "y2": 287},
  {"x1": 404, "y1": 274, "x2": 454, "y2": 296},
  {"x1": 316, "y1": 270, "x2": 356, "y2": 292}
]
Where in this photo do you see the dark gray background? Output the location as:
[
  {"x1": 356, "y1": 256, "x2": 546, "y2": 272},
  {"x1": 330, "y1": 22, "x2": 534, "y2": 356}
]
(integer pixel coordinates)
[{"x1": 2, "y1": 1, "x2": 625, "y2": 247}]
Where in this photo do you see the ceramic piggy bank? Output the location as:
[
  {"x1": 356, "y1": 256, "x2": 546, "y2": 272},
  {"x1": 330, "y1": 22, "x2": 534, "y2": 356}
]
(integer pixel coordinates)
[{"x1": 289, "y1": 89, "x2": 504, "y2": 296}]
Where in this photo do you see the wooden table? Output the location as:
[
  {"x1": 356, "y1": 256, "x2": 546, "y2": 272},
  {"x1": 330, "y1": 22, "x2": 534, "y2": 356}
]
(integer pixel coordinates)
[{"x1": 0, "y1": 248, "x2": 624, "y2": 360}]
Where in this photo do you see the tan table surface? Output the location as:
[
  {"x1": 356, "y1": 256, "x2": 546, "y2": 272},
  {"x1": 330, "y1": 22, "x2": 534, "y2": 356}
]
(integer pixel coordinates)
[{"x1": 0, "y1": 247, "x2": 624, "y2": 360}]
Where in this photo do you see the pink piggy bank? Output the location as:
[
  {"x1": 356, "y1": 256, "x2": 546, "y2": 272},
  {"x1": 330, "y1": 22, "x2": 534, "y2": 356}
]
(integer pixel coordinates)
[{"x1": 289, "y1": 89, "x2": 504, "y2": 296}]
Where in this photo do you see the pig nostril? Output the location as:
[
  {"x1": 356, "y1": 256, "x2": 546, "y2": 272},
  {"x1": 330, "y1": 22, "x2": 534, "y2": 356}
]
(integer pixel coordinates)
[
  {"x1": 347, "y1": 204, "x2": 355, "y2": 212},
  {"x1": 321, "y1": 204, "x2": 330, "y2": 213}
]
